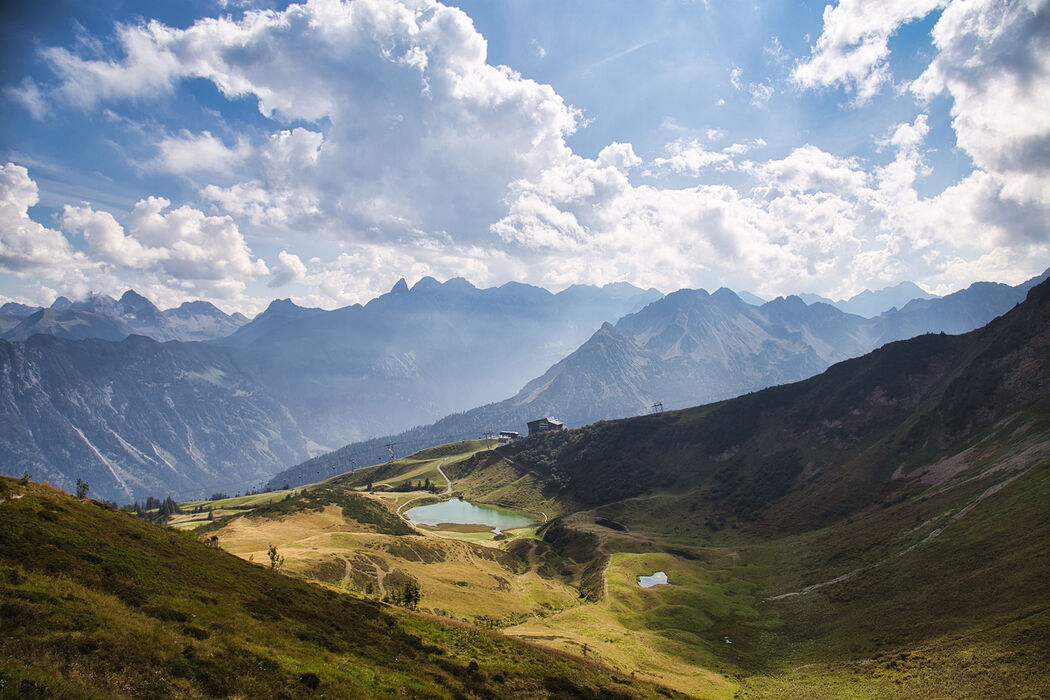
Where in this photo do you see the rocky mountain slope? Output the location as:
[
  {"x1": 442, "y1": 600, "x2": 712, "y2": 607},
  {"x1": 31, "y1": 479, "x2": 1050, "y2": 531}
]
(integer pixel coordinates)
[
  {"x1": 0, "y1": 279, "x2": 660, "y2": 501},
  {"x1": 0, "y1": 334, "x2": 313, "y2": 502}
]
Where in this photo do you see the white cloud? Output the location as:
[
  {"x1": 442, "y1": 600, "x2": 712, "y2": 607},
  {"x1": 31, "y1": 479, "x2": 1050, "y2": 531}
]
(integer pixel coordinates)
[
  {"x1": 491, "y1": 112, "x2": 1048, "y2": 300},
  {"x1": 648, "y1": 138, "x2": 732, "y2": 176},
  {"x1": 0, "y1": 163, "x2": 85, "y2": 274},
  {"x1": 15, "y1": 0, "x2": 1048, "y2": 307},
  {"x1": 794, "y1": 0, "x2": 1050, "y2": 255},
  {"x1": 268, "y1": 250, "x2": 307, "y2": 287},
  {"x1": 153, "y1": 130, "x2": 254, "y2": 175},
  {"x1": 125, "y1": 196, "x2": 268, "y2": 281},
  {"x1": 61, "y1": 203, "x2": 158, "y2": 267},
  {"x1": 5, "y1": 79, "x2": 50, "y2": 119},
  {"x1": 912, "y1": 0, "x2": 1050, "y2": 207},
  {"x1": 746, "y1": 145, "x2": 871, "y2": 195},
  {"x1": 729, "y1": 66, "x2": 775, "y2": 106},
  {"x1": 38, "y1": 0, "x2": 580, "y2": 244},
  {"x1": 793, "y1": 0, "x2": 948, "y2": 103},
  {"x1": 3, "y1": 164, "x2": 269, "y2": 308}
]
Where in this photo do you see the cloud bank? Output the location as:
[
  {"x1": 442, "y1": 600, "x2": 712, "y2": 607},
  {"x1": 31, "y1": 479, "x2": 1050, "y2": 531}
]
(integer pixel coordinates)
[{"x1": 2, "y1": 0, "x2": 1046, "y2": 310}]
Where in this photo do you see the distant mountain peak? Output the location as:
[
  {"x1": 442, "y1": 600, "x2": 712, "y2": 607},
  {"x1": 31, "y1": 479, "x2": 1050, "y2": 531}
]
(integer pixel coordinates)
[
  {"x1": 119, "y1": 289, "x2": 149, "y2": 303},
  {"x1": 411, "y1": 276, "x2": 442, "y2": 292},
  {"x1": 390, "y1": 278, "x2": 410, "y2": 294},
  {"x1": 265, "y1": 298, "x2": 302, "y2": 313}
]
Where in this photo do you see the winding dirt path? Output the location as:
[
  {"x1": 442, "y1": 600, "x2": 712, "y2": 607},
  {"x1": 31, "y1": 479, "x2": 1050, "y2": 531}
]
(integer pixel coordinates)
[
  {"x1": 395, "y1": 459, "x2": 450, "y2": 528},
  {"x1": 436, "y1": 459, "x2": 452, "y2": 495}
]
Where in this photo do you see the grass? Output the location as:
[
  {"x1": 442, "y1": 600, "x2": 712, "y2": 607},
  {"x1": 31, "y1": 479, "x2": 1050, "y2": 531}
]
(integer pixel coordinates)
[
  {"x1": 141, "y1": 391, "x2": 1050, "y2": 700},
  {"x1": 0, "y1": 475, "x2": 684, "y2": 699}
]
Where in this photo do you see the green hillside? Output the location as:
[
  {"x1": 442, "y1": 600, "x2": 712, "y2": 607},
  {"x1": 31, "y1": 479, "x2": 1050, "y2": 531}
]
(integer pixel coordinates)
[{"x1": 0, "y1": 475, "x2": 681, "y2": 699}]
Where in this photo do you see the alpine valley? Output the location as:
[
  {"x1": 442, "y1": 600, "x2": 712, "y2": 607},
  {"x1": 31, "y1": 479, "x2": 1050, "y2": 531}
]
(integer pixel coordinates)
[{"x1": 5, "y1": 275, "x2": 1048, "y2": 698}]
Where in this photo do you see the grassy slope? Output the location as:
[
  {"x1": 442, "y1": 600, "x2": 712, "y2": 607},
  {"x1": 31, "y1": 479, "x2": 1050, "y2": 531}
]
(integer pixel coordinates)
[
  {"x1": 0, "y1": 476, "x2": 685, "y2": 699},
  {"x1": 188, "y1": 412, "x2": 1050, "y2": 698}
]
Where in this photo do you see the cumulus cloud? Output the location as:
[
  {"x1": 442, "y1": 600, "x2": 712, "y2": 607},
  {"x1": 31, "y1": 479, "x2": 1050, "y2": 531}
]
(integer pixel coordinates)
[
  {"x1": 793, "y1": 0, "x2": 948, "y2": 103},
  {"x1": 3, "y1": 164, "x2": 269, "y2": 305},
  {"x1": 125, "y1": 197, "x2": 269, "y2": 281},
  {"x1": 912, "y1": 0, "x2": 1050, "y2": 207},
  {"x1": 14, "y1": 0, "x2": 1048, "y2": 306},
  {"x1": 268, "y1": 250, "x2": 307, "y2": 287},
  {"x1": 491, "y1": 110, "x2": 1048, "y2": 299},
  {"x1": 0, "y1": 163, "x2": 85, "y2": 274},
  {"x1": 61, "y1": 203, "x2": 158, "y2": 267},
  {"x1": 38, "y1": 0, "x2": 580, "y2": 242}
]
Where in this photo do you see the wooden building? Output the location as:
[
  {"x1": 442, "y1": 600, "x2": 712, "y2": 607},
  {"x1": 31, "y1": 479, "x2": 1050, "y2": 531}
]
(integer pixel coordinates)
[{"x1": 526, "y1": 417, "x2": 565, "y2": 436}]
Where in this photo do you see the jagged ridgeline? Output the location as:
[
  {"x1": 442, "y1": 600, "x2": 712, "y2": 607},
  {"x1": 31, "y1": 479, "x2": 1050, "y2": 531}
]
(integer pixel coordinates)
[{"x1": 0, "y1": 476, "x2": 682, "y2": 698}]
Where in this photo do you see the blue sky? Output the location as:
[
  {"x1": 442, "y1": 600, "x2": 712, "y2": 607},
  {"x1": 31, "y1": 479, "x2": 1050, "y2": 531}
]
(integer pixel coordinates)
[{"x1": 1, "y1": 0, "x2": 1048, "y2": 313}]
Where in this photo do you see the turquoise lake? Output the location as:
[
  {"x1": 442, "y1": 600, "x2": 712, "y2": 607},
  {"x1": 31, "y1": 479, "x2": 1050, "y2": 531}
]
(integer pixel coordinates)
[{"x1": 404, "y1": 498, "x2": 534, "y2": 531}]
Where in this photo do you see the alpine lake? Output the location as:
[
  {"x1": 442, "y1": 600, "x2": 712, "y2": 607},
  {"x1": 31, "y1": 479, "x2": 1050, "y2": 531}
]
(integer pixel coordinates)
[{"x1": 404, "y1": 498, "x2": 535, "y2": 533}]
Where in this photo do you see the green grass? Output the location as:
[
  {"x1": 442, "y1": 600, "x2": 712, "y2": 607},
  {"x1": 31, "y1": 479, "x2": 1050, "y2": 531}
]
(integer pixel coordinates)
[{"x1": 0, "y1": 475, "x2": 685, "y2": 699}]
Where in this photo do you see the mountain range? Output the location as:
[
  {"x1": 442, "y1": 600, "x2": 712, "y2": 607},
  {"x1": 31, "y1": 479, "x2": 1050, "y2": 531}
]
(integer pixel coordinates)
[
  {"x1": 270, "y1": 269, "x2": 1048, "y2": 489},
  {"x1": 797, "y1": 280, "x2": 938, "y2": 317},
  {"x1": 0, "y1": 279, "x2": 660, "y2": 501},
  {"x1": 0, "y1": 290, "x2": 248, "y2": 342},
  {"x1": 6, "y1": 274, "x2": 1049, "y2": 696}
]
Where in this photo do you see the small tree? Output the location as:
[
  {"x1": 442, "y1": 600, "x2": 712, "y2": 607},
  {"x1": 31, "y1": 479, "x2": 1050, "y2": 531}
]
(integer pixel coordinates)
[
  {"x1": 75, "y1": 478, "x2": 89, "y2": 499},
  {"x1": 268, "y1": 544, "x2": 285, "y2": 572},
  {"x1": 401, "y1": 580, "x2": 422, "y2": 610}
]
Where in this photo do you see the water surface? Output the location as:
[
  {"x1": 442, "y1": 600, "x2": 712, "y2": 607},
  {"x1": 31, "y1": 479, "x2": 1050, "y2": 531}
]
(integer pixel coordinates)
[
  {"x1": 638, "y1": 571, "x2": 669, "y2": 588},
  {"x1": 405, "y1": 498, "x2": 534, "y2": 531}
]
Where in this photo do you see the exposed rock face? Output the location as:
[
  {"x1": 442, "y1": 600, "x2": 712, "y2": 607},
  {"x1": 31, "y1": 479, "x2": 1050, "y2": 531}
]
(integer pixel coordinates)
[{"x1": 0, "y1": 335, "x2": 311, "y2": 502}]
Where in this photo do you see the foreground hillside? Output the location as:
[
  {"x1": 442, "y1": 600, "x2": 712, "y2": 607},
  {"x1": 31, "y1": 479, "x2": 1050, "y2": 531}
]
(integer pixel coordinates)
[
  {"x1": 0, "y1": 475, "x2": 680, "y2": 699},
  {"x1": 237, "y1": 280, "x2": 1050, "y2": 697}
]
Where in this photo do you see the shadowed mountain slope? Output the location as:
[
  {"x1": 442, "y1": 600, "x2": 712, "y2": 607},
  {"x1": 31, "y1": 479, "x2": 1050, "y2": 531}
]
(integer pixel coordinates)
[
  {"x1": 500, "y1": 276, "x2": 1050, "y2": 519},
  {"x1": 272, "y1": 270, "x2": 1046, "y2": 489}
]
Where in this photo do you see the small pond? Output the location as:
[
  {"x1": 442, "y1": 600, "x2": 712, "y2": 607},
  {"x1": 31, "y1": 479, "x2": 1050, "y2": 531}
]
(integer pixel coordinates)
[
  {"x1": 404, "y1": 498, "x2": 535, "y2": 532},
  {"x1": 638, "y1": 571, "x2": 669, "y2": 588}
]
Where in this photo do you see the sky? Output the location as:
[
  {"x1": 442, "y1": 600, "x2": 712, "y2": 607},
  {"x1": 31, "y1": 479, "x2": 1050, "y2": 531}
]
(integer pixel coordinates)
[{"x1": 1, "y1": 0, "x2": 1048, "y2": 314}]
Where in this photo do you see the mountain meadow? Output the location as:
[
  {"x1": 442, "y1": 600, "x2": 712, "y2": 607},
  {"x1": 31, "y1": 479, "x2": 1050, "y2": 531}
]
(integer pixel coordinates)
[{"x1": 7, "y1": 278, "x2": 1044, "y2": 697}]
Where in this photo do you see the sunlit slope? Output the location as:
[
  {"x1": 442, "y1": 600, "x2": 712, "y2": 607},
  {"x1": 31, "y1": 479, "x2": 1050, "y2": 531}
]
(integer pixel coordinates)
[{"x1": 0, "y1": 476, "x2": 684, "y2": 699}]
